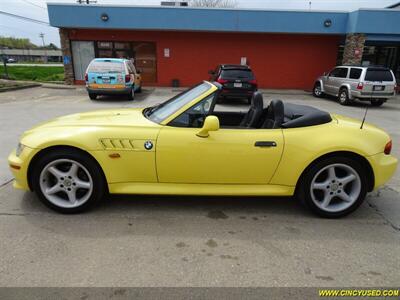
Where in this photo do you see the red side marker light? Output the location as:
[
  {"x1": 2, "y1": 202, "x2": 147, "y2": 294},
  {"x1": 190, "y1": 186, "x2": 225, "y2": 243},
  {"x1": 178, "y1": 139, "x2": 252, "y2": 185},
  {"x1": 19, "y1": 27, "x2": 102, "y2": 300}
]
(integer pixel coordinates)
[{"x1": 384, "y1": 140, "x2": 392, "y2": 155}]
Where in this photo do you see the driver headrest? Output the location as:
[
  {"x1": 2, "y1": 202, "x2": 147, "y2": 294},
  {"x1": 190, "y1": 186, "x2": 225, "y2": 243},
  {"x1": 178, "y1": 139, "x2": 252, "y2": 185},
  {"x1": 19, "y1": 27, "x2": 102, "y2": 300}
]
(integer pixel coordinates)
[{"x1": 251, "y1": 92, "x2": 264, "y2": 109}]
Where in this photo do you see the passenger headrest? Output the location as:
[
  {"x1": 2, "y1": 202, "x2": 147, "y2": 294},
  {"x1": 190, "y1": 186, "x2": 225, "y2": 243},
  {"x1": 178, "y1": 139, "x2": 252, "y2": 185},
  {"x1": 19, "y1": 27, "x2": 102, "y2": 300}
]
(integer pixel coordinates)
[{"x1": 251, "y1": 92, "x2": 264, "y2": 110}]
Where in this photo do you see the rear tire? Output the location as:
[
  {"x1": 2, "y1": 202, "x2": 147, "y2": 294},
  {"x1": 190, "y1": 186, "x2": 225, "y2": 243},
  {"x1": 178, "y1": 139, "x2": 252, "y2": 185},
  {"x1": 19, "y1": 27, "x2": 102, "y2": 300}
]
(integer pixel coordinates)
[
  {"x1": 127, "y1": 88, "x2": 135, "y2": 100},
  {"x1": 31, "y1": 149, "x2": 106, "y2": 214},
  {"x1": 338, "y1": 88, "x2": 351, "y2": 106},
  {"x1": 297, "y1": 156, "x2": 367, "y2": 218},
  {"x1": 371, "y1": 99, "x2": 384, "y2": 107},
  {"x1": 88, "y1": 93, "x2": 97, "y2": 100},
  {"x1": 313, "y1": 82, "x2": 324, "y2": 98}
]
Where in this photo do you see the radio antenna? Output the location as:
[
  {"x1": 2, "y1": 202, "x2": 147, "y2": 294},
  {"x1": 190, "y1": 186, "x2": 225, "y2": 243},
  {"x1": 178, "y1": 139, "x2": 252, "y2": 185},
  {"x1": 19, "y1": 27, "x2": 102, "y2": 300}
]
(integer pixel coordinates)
[{"x1": 360, "y1": 105, "x2": 369, "y2": 129}]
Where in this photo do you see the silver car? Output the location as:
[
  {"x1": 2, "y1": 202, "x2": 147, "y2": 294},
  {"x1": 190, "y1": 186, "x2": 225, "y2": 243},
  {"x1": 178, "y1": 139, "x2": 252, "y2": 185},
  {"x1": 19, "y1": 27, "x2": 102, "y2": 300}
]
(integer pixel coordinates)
[{"x1": 313, "y1": 66, "x2": 397, "y2": 106}]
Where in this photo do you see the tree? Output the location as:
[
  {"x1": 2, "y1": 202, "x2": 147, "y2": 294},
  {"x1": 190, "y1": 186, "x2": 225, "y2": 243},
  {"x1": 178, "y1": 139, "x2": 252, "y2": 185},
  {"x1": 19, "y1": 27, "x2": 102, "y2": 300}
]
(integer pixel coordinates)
[{"x1": 189, "y1": 0, "x2": 237, "y2": 8}]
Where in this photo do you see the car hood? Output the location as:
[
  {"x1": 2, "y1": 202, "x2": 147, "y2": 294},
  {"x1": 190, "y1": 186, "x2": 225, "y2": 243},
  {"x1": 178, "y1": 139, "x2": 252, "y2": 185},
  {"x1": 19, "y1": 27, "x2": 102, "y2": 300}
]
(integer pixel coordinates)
[{"x1": 26, "y1": 108, "x2": 158, "y2": 131}]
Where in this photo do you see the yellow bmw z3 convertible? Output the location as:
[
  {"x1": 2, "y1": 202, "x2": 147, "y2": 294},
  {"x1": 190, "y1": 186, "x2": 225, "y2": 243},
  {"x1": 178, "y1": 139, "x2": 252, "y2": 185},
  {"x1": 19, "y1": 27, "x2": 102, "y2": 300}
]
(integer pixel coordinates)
[{"x1": 8, "y1": 81, "x2": 397, "y2": 217}]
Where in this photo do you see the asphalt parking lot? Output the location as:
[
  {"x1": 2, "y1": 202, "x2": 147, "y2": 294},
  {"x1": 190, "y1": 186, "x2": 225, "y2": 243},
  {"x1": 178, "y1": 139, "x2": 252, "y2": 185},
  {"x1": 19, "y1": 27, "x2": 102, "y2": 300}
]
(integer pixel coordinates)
[{"x1": 0, "y1": 86, "x2": 399, "y2": 288}]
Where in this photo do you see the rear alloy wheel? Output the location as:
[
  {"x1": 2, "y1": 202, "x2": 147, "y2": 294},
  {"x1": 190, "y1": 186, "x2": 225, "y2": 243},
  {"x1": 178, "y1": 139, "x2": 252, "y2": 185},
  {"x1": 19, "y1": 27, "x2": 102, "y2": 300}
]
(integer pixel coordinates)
[
  {"x1": 371, "y1": 99, "x2": 384, "y2": 107},
  {"x1": 127, "y1": 88, "x2": 135, "y2": 100},
  {"x1": 89, "y1": 93, "x2": 97, "y2": 100},
  {"x1": 338, "y1": 88, "x2": 351, "y2": 105},
  {"x1": 313, "y1": 82, "x2": 324, "y2": 98},
  {"x1": 32, "y1": 150, "x2": 106, "y2": 213},
  {"x1": 298, "y1": 157, "x2": 367, "y2": 218}
]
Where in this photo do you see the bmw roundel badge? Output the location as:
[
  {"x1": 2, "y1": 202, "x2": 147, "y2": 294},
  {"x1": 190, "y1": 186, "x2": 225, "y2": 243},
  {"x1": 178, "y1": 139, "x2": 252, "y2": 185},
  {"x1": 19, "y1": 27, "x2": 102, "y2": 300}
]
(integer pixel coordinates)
[{"x1": 144, "y1": 140, "x2": 153, "y2": 150}]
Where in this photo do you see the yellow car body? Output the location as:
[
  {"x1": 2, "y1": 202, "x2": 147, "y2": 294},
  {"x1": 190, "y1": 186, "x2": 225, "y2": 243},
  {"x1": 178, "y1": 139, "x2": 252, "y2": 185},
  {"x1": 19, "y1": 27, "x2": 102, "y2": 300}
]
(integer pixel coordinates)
[{"x1": 8, "y1": 81, "x2": 397, "y2": 215}]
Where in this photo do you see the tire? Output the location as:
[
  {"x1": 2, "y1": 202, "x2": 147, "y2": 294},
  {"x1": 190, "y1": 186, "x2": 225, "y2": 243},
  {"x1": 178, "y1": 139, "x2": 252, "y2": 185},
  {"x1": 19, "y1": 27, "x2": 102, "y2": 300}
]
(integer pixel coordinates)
[
  {"x1": 31, "y1": 149, "x2": 106, "y2": 214},
  {"x1": 297, "y1": 156, "x2": 368, "y2": 218},
  {"x1": 88, "y1": 93, "x2": 97, "y2": 100},
  {"x1": 312, "y1": 82, "x2": 324, "y2": 98},
  {"x1": 127, "y1": 88, "x2": 135, "y2": 100},
  {"x1": 371, "y1": 99, "x2": 384, "y2": 107},
  {"x1": 338, "y1": 88, "x2": 351, "y2": 106}
]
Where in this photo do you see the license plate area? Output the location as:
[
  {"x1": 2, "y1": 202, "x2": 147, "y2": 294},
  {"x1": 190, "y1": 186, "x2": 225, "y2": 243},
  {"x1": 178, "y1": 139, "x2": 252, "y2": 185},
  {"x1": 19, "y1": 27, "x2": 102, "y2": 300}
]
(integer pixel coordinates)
[
  {"x1": 234, "y1": 82, "x2": 242, "y2": 88},
  {"x1": 373, "y1": 85, "x2": 384, "y2": 91},
  {"x1": 102, "y1": 77, "x2": 111, "y2": 84}
]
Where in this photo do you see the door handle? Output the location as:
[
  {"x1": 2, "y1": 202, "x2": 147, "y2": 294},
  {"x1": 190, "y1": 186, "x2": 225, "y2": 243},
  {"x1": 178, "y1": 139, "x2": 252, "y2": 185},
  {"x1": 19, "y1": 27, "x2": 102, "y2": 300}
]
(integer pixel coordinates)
[{"x1": 255, "y1": 141, "x2": 277, "y2": 147}]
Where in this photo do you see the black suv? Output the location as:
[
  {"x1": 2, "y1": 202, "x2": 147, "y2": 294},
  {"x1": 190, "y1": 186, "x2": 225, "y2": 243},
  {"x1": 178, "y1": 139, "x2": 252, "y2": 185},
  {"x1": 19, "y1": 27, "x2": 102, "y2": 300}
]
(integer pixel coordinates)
[{"x1": 209, "y1": 64, "x2": 258, "y2": 103}]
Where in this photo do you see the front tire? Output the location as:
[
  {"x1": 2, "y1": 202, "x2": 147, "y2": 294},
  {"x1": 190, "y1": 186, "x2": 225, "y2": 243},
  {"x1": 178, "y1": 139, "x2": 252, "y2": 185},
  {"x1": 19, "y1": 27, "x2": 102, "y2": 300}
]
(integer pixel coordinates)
[
  {"x1": 31, "y1": 149, "x2": 106, "y2": 214},
  {"x1": 297, "y1": 157, "x2": 367, "y2": 218},
  {"x1": 338, "y1": 88, "x2": 351, "y2": 106},
  {"x1": 313, "y1": 82, "x2": 324, "y2": 98},
  {"x1": 371, "y1": 99, "x2": 384, "y2": 107}
]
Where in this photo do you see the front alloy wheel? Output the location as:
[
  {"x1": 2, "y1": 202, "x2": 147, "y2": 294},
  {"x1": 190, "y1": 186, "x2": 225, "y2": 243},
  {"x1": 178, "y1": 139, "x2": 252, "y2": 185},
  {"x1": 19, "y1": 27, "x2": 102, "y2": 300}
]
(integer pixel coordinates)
[
  {"x1": 299, "y1": 157, "x2": 367, "y2": 218},
  {"x1": 39, "y1": 159, "x2": 93, "y2": 209},
  {"x1": 313, "y1": 83, "x2": 323, "y2": 98},
  {"x1": 32, "y1": 149, "x2": 106, "y2": 213}
]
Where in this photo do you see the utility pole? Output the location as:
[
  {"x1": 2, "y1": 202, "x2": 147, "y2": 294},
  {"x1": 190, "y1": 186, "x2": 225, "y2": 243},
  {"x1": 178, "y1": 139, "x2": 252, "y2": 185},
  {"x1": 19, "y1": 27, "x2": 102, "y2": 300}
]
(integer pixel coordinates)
[
  {"x1": 309, "y1": 1, "x2": 312, "y2": 9},
  {"x1": 39, "y1": 32, "x2": 48, "y2": 63}
]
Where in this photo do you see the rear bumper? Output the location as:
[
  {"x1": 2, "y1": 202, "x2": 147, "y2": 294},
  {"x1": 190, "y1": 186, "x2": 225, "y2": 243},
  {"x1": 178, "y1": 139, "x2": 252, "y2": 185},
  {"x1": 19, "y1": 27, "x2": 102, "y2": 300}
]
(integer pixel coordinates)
[
  {"x1": 220, "y1": 88, "x2": 256, "y2": 99},
  {"x1": 367, "y1": 152, "x2": 398, "y2": 190},
  {"x1": 86, "y1": 86, "x2": 132, "y2": 95},
  {"x1": 351, "y1": 90, "x2": 396, "y2": 100}
]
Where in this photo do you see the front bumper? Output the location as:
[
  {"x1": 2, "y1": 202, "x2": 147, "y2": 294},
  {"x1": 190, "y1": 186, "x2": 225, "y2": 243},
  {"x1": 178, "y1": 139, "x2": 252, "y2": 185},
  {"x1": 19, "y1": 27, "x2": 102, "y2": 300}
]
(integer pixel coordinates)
[
  {"x1": 8, "y1": 146, "x2": 38, "y2": 191},
  {"x1": 367, "y1": 152, "x2": 398, "y2": 190}
]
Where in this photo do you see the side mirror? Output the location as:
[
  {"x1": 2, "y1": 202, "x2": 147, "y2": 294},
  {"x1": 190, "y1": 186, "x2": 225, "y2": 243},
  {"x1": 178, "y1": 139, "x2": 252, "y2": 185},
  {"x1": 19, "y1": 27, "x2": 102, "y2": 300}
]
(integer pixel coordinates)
[
  {"x1": 196, "y1": 116, "x2": 219, "y2": 138},
  {"x1": 208, "y1": 70, "x2": 215, "y2": 75},
  {"x1": 323, "y1": 72, "x2": 327, "y2": 76}
]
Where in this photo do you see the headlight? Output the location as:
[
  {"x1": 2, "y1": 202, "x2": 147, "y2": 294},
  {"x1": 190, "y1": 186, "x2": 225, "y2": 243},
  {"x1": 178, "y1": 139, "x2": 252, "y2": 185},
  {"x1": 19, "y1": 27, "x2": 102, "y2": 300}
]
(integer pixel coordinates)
[{"x1": 16, "y1": 143, "x2": 25, "y2": 157}]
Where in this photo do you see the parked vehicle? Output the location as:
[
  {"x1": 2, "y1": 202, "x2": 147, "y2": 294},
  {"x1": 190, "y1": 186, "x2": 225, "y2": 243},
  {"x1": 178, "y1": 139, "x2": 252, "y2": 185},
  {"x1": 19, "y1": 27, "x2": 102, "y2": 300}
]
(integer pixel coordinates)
[
  {"x1": 8, "y1": 81, "x2": 397, "y2": 217},
  {"x1": 209, "y1": 64, "x2": 257, "y2": 103},
  {"x1": 313, "y1": 66, "x2": 397, "y2": 106},
  {"x1": 85, "y1": 58, "x2": 142, "y2": 100},
  {"x1": 6, "y1": 58, "x2": 17, "y2": 63}
]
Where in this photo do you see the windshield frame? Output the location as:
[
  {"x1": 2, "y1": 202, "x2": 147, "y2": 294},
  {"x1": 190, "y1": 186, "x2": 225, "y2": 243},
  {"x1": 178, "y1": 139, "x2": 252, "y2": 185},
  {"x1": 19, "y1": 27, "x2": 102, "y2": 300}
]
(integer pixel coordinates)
[{"x1": 144, "y1": 81, "x2": 218, "y2": 125}]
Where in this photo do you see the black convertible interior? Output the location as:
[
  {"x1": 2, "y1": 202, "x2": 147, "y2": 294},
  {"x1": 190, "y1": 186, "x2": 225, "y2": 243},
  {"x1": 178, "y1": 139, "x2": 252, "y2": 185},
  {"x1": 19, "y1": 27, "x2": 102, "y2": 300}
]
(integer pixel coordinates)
[{"x1": 213, "y1": 91, "x2": 333, "y2": 129}]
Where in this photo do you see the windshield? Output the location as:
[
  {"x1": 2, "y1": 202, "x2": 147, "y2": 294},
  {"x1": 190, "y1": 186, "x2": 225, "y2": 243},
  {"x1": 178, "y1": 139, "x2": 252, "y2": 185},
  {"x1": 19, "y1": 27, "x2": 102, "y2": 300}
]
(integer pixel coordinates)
[
  {"x1": 88, "y1": 61, "x2": 125, "y2": 73},
  {"x1": 145, "y1": 82, "x2": 212, "y2": 124}
]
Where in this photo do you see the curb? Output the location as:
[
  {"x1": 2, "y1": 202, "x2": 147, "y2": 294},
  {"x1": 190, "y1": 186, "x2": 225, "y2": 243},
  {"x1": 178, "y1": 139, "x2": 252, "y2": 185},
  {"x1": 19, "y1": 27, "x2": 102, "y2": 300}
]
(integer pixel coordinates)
[{"x1": 0, "y1": 83, "x2": 41, "y2": 93}]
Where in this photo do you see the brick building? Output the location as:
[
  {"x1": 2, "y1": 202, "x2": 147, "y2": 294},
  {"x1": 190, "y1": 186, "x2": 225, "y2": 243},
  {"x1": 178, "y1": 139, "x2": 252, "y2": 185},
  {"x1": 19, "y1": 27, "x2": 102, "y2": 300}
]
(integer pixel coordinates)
[{"x1": 47, "y1": 3, "x2": 400, "y2": 88}]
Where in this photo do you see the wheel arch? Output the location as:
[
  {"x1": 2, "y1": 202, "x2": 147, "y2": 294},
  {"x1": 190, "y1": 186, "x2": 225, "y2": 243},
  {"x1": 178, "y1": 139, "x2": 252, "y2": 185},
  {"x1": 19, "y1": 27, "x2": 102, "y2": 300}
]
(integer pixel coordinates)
[
  {"x1": 314, "y1": 79, "x2": 325, "y2": 92},
  {"x1": 27, "y1": 145, "x2": 108, "y2": 192},
  {"x1": 339, "y1": 84, "x2": 353, "y2": 99},
  {"x1": 295, "y1": 151, "x2": 375, "y2": 195}
]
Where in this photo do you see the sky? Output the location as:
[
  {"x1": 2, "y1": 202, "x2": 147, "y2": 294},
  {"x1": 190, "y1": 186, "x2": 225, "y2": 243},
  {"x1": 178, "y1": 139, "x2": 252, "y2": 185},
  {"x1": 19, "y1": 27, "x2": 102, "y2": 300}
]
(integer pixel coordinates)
[{"x1": 0, "y1": 0, "x2": 398, "y2": 47}]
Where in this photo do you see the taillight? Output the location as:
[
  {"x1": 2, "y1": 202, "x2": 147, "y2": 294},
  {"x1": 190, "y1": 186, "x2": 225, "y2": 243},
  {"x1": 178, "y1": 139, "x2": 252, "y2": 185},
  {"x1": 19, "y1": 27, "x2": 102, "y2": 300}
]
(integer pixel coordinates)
[
  {"x1": 217, "y1": 78, "x2": 228, "y2": 84},
  {"x1": 125, "y1": 74, "x2": 131, "y2": 83},
  {"x1": 249, "y1": 79, "x2": 258, "y2": 88},
  {"x1": 85, "y1": 73, "x2": 88, "y2": 81},
  {"x1": 384, "y1": 140, "x2": 392, "y2": 155},
  {"x1": 357, "y1": 82, "x2": 363, "y2": 90}
]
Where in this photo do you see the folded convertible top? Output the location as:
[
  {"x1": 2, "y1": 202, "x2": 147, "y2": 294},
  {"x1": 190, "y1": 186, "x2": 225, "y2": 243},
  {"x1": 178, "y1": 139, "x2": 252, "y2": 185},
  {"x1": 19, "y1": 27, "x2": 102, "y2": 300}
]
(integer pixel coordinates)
[{"x1": 281, "y1": 103, "x2": 332, "y2": 128}]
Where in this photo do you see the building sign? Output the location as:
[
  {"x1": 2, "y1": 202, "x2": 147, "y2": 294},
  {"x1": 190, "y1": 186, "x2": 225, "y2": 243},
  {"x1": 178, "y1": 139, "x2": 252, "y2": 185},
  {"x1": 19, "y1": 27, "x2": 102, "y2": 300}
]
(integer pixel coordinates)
[
  {"x1": 164, "y1": 48, "x2": 170, "y2": 58},
  {"x1": 63, "y1": 55, "x2": 71, "y2": 65}
]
